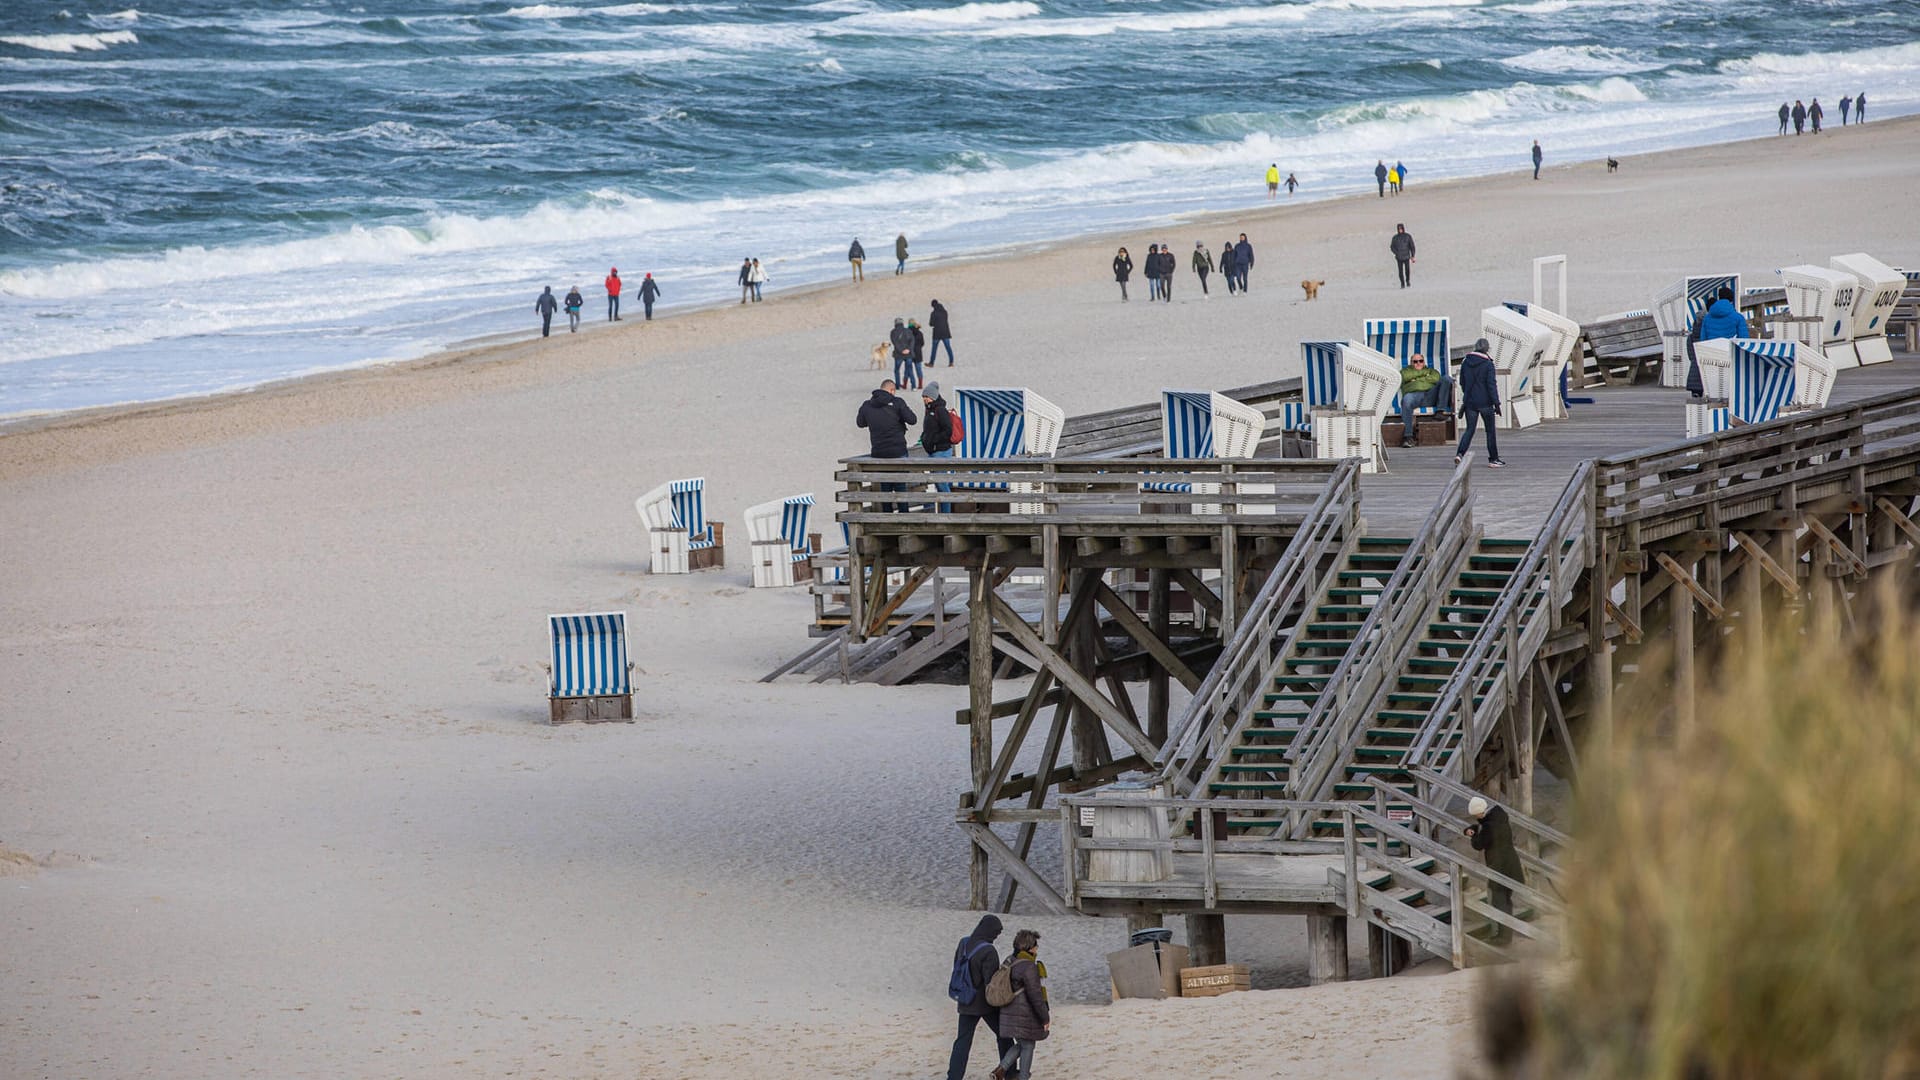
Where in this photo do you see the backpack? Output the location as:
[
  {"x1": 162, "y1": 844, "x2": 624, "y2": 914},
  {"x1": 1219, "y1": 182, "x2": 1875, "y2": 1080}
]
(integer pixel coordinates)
[
  {"x1": 984, "y1": 958, "x2": 1019, "y2": 1009},
  {"x1": 947, "y1": 407, "x2": 964, "y2": 447},
  {"x1": 947, "y1": 940, "x2": 993, "y2": 1006}
]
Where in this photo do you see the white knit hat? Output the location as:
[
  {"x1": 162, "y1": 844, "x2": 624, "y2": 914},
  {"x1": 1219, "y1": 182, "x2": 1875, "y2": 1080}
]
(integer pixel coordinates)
[{"x1": 1467, "y1": 797, "x2": 1490, "y2": 818}]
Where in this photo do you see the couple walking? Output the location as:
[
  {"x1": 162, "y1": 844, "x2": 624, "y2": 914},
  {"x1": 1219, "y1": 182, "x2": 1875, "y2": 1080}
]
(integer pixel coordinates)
[
  {"x1": 737, "y1": 258, "x2": 768, "y2": 303},
  {"x1": 946, "y1": 916, "x2": 1050, "y2": 1080},
  {"x1": 847, "y1": 234, "x2": 912, "y2": 280},
  {"x1": 887, "y1": 300, "x2": 955, "y2": 389}
]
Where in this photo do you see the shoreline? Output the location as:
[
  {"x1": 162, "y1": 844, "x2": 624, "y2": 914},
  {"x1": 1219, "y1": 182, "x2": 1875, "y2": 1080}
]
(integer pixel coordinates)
[{"x1": 7, "y1": 115, "x2": 1914, "y2": 460}]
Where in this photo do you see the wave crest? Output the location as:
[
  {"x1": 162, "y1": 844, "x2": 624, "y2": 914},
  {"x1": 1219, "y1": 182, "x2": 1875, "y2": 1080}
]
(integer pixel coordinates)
[{"x1": 0, "y1": 29, "x2": 138, "y2": 52}]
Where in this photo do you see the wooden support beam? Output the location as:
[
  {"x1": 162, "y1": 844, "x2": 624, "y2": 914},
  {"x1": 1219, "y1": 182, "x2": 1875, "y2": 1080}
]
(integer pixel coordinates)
[
  {"x1": 1655, "y1": 552, "x2": 1725, "y2": 619},
  {"x1": 1186, "y1": 913, "x2": 1227, "y2": 967},
  {"x1": 988, "y1": 591, "x2": 1162, "y2": 764},
  {"x1": 985, "y1": 534, "x2": 1014, "y2": 555},
  {"x1": 1148, "y1": 569, "x2": 1171, "y2": 747},
  {"x1": 1731, "y1": 531, "x2": 1799, "y2": 595},
  {"x1": 968, "y1": 568, "x2": 994, "y2": 910},
  {"x1": 990, "y1": 635, "x2": 1043, "y2": 674},
  {"x1": 896, "y1": 534, "x2": 930, "y2": 555},
  {"x1": 1170, "y1": 568, "x2": 1224, "y2": 618},
  {"x1": 1075, "y1": 536, "x2": 1107, "y2": 558},
  {"x1": 996, "y1": 677, "x2": 1072, "y2": 914},
  {"x1": 1604, "y1": 598, "x2": 1643, "y2": 643},
  {"x1": 981, "y1": 670, "x2": 1056, "y2": 807},
  {"x1": 1875, "y1": 497, "x2": 1920, "y2": 547},
  {"x1": 1121, "y1": 535, "x2": 1155, "y2": 557},
  {"x1": 1092, "y1": 580, "x2": 1204, "y2": 694},
  {"x1": 1166, "y1": 535, "x2": 1194, "y2": 557},
  {"x1": 959, "y1": 822, "x2": 1071, "y2": 916},
  {"x1": 1307, "y1": 915, "x2": 1350, "y2": 985},
  {"x1": 1667, "y1": 554, "x2": 1697, "y2": 741},
  {"x1": 863, "y1": 565, "x2": 934, "y2": 637},
  {"x1": 944, "y1": 534, "x2": 977, "y2": 555}
]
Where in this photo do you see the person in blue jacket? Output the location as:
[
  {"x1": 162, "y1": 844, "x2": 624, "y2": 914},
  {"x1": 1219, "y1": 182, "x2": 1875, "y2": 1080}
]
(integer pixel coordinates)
[
  {"x1": 1454, "y1": 339, "x2": 1505, "y2": 468},
  {"x1": 1232, "y1": 234, "x2": 1254, "y2": 292},
  {"x1": 1684, "y1": 287, "x2": 1750, "y2": 398}
]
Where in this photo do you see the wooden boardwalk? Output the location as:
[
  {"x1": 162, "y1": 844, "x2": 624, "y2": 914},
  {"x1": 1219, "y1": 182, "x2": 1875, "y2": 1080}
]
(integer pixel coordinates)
[{"x1": 1356, "y1": 356, "x2": 1920, "y2": 535}]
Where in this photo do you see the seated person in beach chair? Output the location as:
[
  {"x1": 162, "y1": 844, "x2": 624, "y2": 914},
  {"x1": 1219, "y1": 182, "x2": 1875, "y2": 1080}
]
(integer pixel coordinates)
[{"x1": 1395, "y1": 352, "x2": 1454, "y2": 446}]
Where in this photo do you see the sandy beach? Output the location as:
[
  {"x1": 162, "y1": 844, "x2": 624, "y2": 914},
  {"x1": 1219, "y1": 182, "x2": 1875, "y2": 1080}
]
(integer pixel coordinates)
[{"x1": 3, "y1": 117, "x2": 1918, "y2": 1078}]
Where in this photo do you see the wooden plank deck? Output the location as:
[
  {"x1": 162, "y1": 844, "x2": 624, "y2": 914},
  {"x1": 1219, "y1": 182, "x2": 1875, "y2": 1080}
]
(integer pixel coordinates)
[
  {"x1": 1355, "y1": 355, "x2": 1920, "y2": 536},
  {"x1": 1074, "y1": 851, "x2": 1346, "y2": 914}
]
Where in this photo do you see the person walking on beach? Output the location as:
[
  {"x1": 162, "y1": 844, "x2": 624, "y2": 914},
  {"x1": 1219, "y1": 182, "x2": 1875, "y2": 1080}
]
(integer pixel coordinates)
[
  {"x1": 1143, "y1": 244, "x2": 1162, "y2": 301},
  {"x1": 908, "y1": 318, "x2": 926, "y2": 387},
  {"x1": 638, "y1": 273, "x2": 661, "y2": 320},
  {"x1": 945, "y1": 915, "x2": 1012, "y2": 1080},
  {"x1": 889, "y1": 317, "x2": 916, "y2": 388},
  {"x1": 1840, "y1": 95, "x2": 1852, "y2": 125},
  {"x1": 1808, "y1": 98, "x2": 1823, "y2": 134},
  {"x1": 1394, "y1": 160, "x2": 1407, "y2": 193},
  {"x1": 929, "y1": 299, "x2": 955, "y2": 366},
  {"x1": 1531, "y1": 140, "x2": 1542, "y2": 180},
  {"x1": 564, "y1": 285, "x2": 583, "y2": 332},
  {"x1": 1396, "y1": 352, "x2": 1453, "y2": 446},
  {"x1": 1266, "y1": 163, "x2": 1280, "y2": 198},
  {"x1": 1387, "y1": 164, "x2": 1400, "y2": 195},
  {"x1": 535, "y1": 286, "x2": 558, "y2": 338},
  {"x1": 1856, "y1": 91, "x2": 1866, "y2": 123},
  {"x1": 849, "y1": 237, "x2": 866, "y2": 282},
  {"x1": 751, "y1": 258, "x2": 768, "y2": 302},
  {"x1": 1157, "y1": 242, "x2": 1175, "y2": 302},
  {"x1": 1112, "y1": 247, "x2": 1133, "y2": 301},
  {"x1": 995, "y1": 929, "x2": 1050, "y2": 1080},
  {"x1": 1375, "y1": 159, "x2": 1389, "y2": 197},
  {"x1": 1233, "y1": 234, "x2": 1254, "y2": 292},
  {"x1": 1685, "y1": 286, "x2": 1749, "y2": 398},
  {"x1": 1390, "y1": 224, "x2": 1415, "y2": 289},
  {"x1": 738, "y1": 258, "x2": 753, "y2": 304},
  {"x1": 1219, "y1": 240, "x2": 1239, "y2": 296},
  {"x1": 1792, "y1": 99, "x2": 1806, "y2": 135},
  {"x1": 1285, "y1": 172, "x2": 1298, "y2": 195},
  {"x1": 1778, "y1": 102, "x2": 1791, "y2": 135},
  {"x1": 1455, "y1": 338, "x2": 1505, "y2": 468},
  {"x1": 1192, "y1": 242, "x2": 1213, "y2": 296},
  {"x1": 857, "y1": 378, "x2": 917, "y2": 512},
  {"x1": 1465, "y1": 796, "x2": 1525, "y2": 944},
  {"x1": 605, "y1": 267, "x2": 622, "y2": 321},
  {"x1": 895, "y1": 233, "x2": 910, "y2": 275}
]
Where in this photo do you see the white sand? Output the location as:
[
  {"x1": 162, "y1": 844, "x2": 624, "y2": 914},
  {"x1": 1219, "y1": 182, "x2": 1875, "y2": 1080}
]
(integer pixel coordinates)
[{"x1": 3, "y1": 118, "x2": 1917, "y2": 1078}]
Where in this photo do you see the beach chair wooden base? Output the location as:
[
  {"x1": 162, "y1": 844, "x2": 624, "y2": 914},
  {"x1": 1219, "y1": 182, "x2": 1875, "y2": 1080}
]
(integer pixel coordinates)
[
  {"x1": 687, "y1": 521, "x2": 727, "y2": 571},
  {"x1": 549, "y1": 693, "x2": 635, "y2": 725},
  {"x1": 1382, "y1": 414, "x2": 1456, "y2": 447}
]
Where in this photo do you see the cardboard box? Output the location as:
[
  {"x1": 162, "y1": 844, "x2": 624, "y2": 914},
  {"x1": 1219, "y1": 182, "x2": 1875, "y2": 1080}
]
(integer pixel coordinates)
[
  {"x1": 1178, "y1": 963, "x2": 1251, "y2": 998},
  {"x1": 1106, "y1": 941, "x2": 1190, "y2": 1000}
]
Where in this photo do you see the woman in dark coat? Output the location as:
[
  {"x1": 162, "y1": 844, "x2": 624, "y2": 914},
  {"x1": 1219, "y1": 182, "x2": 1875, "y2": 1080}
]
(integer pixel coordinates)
[
  {"x1": 1219, "y1": 240, "x2": 1239, "y2": 295},
  {"x1": 996, "y1": 929, "x2": 1049, "y2": 1079},
  {"x1": 1112, "y1": 248, "x2": 1133, "y2": 302},
  {"x1": 1466, "y1": 796, "x2": 1526, "y2": 943}
]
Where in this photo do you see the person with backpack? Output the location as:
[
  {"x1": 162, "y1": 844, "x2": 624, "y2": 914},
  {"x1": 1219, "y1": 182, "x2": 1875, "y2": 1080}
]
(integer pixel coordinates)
[
  {"x1": 945, "y1": 915, "x2": 1011, "y2": 1080},
  {"x1": 921, "y1": 381, "x2": 958, "y2": 512},
  {"x1": 907, "y1": 318, "x2": 926, "y2": 390},
  {"x1": 989, "y1": 928, "x2": 1049, "y2": 1080}
]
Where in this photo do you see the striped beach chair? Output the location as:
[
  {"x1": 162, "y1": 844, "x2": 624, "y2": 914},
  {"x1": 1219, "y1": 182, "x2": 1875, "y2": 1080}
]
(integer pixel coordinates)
[
  {"x1": 1503, "y1": 300, "x2": 1580, "y2": 421},
  {"x1": 1365, "y1": 317, "x2": 1450, "y2": 416},
  {"x1": 547, "y1": 611, "x2": 633, "y2": 724},
  {"x1": 1831, "y1": 253, "x2": 1902, "y2": 366},
  {"x1": 1652, "y1": 274, "x2": 1740, "y2": 387},
  {"x1": 636, "y1": 477, "x2": 725, "y2": 574},
  {"x1": 1696, "y1": 339, "x2": 1828, "y2": 425},
  {"x1": 1152, "y1": 390, "x2": 1268, "y2": 513},
  {"x1": 1481, "y1": 305, "x2": 1551, "y2": 430},
  {"x1": 952, "y1": 387, "x2": 1065, "y2": 513},
  {"x1": 744, "y1": 493, "x2": 820, "y2": 588},
  {"x1": 1281, "y1": 341, "x2": 1343, "y2": 433}
]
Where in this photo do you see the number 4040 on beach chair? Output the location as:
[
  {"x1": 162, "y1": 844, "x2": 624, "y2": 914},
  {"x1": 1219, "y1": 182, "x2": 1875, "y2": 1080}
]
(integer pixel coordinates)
[
  {"x1": 636, "y1": 477, "x2": 726, "y2": 574},
  {"x1": 546, "y1": 612, "x2": 634, "y2": 724}
]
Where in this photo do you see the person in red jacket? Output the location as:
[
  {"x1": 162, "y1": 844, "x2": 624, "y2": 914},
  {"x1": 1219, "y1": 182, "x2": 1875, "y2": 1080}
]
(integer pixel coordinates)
[{"x1": 604, "y1": 267, "x2": 622, "y2": 321}]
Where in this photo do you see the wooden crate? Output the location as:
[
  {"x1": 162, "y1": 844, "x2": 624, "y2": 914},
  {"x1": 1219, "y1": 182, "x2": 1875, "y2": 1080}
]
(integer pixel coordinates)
[
  {"x1": 1178, "y1": 963, "x2": 1251, "y2": 998},
  {"x1": 549, "y1": 693, "x2": 634, "y2": 725},
  {"x1": 1382, "y1": 413, "x2": 1456, "y2": 447},
  {"x1": 688, "y1": 521, "x2": 727, "y2": 571}
]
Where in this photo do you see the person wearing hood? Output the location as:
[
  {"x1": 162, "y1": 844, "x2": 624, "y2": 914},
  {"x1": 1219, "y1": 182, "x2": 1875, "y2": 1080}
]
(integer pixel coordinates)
[
  {"x1": 945, "y1": 915, "x2": 1012, "y2": 1080},
  {"x1": 638, "y1": 273, "x2": 661, "y2": 321},
  {"x1": 1285, "y1": 172, "x2": 1298, "y2": 194},
  {"x1": 895, "y1": 233, "x2": 910, "y2": 275},
  {"x1": 929, "y1": 300, "x2": 954, "y2": 366},
  {"x1": 1454, "y1": 338, "x2": 1505, "y2": 468},
  {"x1": 889, "y1": 317, "x2": 916, "y2": 389},
  {"x1": 534, "y1": 286, "x2": 558, "y2": 338},
  {"x1": 995, "y1": 928, "x2": 1050, "y2": 1080},
  {"x1": 1840, "y1": 94, "x2": 1853, "y2": 125},
  {"x1": 1112, "y1": 247, "x2": 1133, "y2": 301},
  {"x1": 1778, "y1": 101, "x2": 1791, "y2": 135},
  {"x1": 1809, "y1": 98, "x2": 1824, "y2": 134},
  {"x1": 1685, "y1": 286, "x2": 1749, "y2": 397},
  {"x1": 849, "y1": 237, "x2": 866, "y2": 282},
  {"x1": 1856, "y1": 91, "x2": 1866, "y2": 123},
  {"x1": 1390, "y1": 224, "x2": 1415, "y2": 289},
  {"x1": 604, "y1": 267, "x2": 622, "y2": 321},
  {"x1": 1233, "y1": 234, "x2": 1254, "y2": 292},
  {"x1": 1144, "y1": 244, "x2": 1162, "y2": 302},
  {"x1": 1158, "y1": 242, "x2": 1175, "y2": 302},
  {"x1": 563, "y1": 285, "x2": 584, "y2": 332},
  {"x1": 1219, "y1": 240, "x2": 1239, "y2": 295},
  {"x1": 1465, "y1": 796, "x2": 1525, "y2": 944},
  {"x1": 1792, "y1": 99, "x2": 1807, "y2": 135},
  {"x1": 1375, "y1": 159, "x2": 1389, "y2": 197},
  {"x1": 1192, "y1": 242, "x2": 1213, "y2": 296},
  {"x1": 921, "y1": 381, "x2": 956, "y2": 511}
]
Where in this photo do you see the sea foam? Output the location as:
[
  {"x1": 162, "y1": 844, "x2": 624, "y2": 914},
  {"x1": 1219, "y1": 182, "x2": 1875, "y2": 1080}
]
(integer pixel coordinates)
[{"x1": 0, "y1": 29, "x2": 138, "y2": 52}]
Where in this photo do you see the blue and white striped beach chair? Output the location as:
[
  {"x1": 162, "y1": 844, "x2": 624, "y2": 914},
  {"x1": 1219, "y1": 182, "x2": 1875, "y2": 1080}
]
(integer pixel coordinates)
[
  {"x1": 951, "y1": 387, "x2": 1065, "y2": 513},
  {"x1": 1281, "y1": 341, "x2": 1343, "y2": 433},
  {"x1": 1653, "y1": 274, "x2": 1740, "y2": 387},
  {"x1": 1365, "y1": 317, "x2": 1450, "y2": 416},
  {"x1": 636, "y1": 477, "x2": 725, "y2": 574},
  {"x1": 744, "y1": 493, "x2": 819, "y2": 588},
  {"x1": 1150, "y1": 390, "x2": 1268, "y2": 513},
  {"x1": 1724, "y1": 340, "x2": 1800, "y2": 424},
  {"x1": 547, "y1": 611, "x2": 633, "y2": 723}
]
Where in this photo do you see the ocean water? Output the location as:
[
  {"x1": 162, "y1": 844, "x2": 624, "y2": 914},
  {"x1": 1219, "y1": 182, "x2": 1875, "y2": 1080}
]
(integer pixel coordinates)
[{"x1": 1, "y1": 0, "x2": 1916, "y2": 415}]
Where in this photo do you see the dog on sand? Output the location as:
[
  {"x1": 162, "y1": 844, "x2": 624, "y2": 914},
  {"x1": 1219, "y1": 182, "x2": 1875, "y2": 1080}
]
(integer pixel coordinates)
[
  {"x1": 1300, "y1": 279, "x2": 1326, "y2": 301},
  {"x1": 1606, "y1": 157, "x2": 1619, "y2": 173},
  {"x1": 869, "y1": 342, "x2": 888, "y2": 370}
]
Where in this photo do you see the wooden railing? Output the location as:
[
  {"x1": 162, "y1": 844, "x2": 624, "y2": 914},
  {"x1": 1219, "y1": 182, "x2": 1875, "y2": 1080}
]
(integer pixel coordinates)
[
  {"x1": 1287, "y1": 455, "x2": 1480, "y2": 812},
  {"x1": 836, "y1": 456, "x2": 1340, "y2": 522},
  {"x1": 1156, "y1": 459, "x2": 1364, "y2": 796},
  {"x1": 1057, "y1": 378, "x2": 1304, "y2": 459},
  {"x1": 1410, "y1": 461, "x2": 1594, "y2": 777}
]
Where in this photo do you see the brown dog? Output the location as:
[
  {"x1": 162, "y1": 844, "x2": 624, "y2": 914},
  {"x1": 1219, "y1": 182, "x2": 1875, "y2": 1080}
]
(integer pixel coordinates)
[
  {"x1": 869, "y1": 343, "x2": 888, "y2": 370},
  {"x1": 1300, "y1": 279, "x2": 1326, "y2": 301}
]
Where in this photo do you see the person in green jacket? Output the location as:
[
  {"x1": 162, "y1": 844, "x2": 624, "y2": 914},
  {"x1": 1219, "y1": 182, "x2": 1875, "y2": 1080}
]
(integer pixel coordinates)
[
  {"x1": 1396, "y1": 352, "x2": 1454, "y2": 446},
  {"x1": 1191, "y1": 242, "x2": 1214, "y2": 296},
  {"x1": 1466, "y1": 796, "x2": 1526, "y2": 944}
]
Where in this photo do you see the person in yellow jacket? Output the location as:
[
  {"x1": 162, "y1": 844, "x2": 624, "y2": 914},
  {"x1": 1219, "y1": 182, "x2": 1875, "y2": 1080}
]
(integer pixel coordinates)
[
  {"x1": 1265, "y1": 163, "x2": 1280, "y2": 199},
  {"x1": 1387, "y1": 165, "x2": 1400, "y2": 195}
]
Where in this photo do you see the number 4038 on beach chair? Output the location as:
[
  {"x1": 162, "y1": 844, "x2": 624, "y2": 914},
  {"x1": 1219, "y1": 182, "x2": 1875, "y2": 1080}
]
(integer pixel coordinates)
[{"x1": 545, "y1": 612, "x2": 635, "y2": 725}]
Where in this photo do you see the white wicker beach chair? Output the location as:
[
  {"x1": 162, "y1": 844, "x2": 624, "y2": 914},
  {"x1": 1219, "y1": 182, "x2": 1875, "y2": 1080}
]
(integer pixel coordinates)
[
  {"x1": 744, "y1": 493, "x2": 819, "y2": 588},
  {"x1": 1830, "y1": 253, "x2": 1902, "y2": 366},
  {"x1": 637, "y1": 477, "x2": 724, "y2": 574},
  {"x1": 1481, "y1": 305, "x2": 1552, "y2": 430},
  {"x1": 1503, "y1": 301, "x2": 1579, "y2": 421},
  {"x1": 1652, "y1": 274, "x2": 1740, "y2": 388},
  {"x1": 1779, "y1": 264, "x2": 1860, "y2": 369}
]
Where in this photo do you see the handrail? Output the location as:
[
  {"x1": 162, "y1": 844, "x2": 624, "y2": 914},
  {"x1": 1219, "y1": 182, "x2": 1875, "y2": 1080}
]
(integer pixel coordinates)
[
  {"x1": 1287, "y1": 454, "x2": 1478, "y2": 810},
  {"x1": 837, "y1": 456, "x2": 1342, "y2": 520},
  {"x1": 1409, "y1": 460, "x2": 1593, "y2": 775},
  {"x1": 1365, "y1": 775, "x2": 1565, "y2": 888},
  {"x1": 1157, "y1": 459, "x2": 1363, "y2": 792},
  {"x1": 1404, "y1": 767, "x2": 1571, "y2": 848}
]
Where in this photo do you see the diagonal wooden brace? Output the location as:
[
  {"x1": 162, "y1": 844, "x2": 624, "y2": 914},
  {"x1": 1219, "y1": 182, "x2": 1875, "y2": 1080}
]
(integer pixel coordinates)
[
  {"x1": 1875, "y1": 497, "x2": 1920, "y2": 547},
  {"x1": 1803, "y1": 517, "x2": 1868, "y2": 578},
  {"x1": 987, "y1": 592, "x2": 1161, "y2": 763},
  {"x1": 1731, "y1": 530, "x2": 1799, "y2": 596},
  {"x1": 1655, "y1": 553, "x2": 1724, "y2": 619}
]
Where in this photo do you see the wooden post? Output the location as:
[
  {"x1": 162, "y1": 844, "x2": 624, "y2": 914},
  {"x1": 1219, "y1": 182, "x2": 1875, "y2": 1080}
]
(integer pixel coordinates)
[
  {"x1": 1186, "y1": 913, "x2": 1226, "y2": 967},
  {"x1": 1742, "y1": 542, "x2": 1765, "y2": 656},
  {"x1": 968, "y1": 568, "x2": 994, "y2": 910},
  {"x1": 1672, "y1": 554, "x2": 1696, "y2": 742},
  {"x1": 1147, "y1": 568, "x2": 1171, "y2": 746},
  {"x1": 1586, "y1": 557, "x2": 1613, "y2": 756},
  {"x1": 1307, "y1": 915, "x2": 1350, "y2": 984},
  {"x1": 1813, "y1": 537, "x2": 1837, "y2": 631},
  {"x1": 1368, "y1": 927, "x2": 1411, "y2": 978},
  {"x1": 1068, "y1": 570, "x2": 1110, "y2": 774},
  {"x1": 1126, "y1": 912, "x2": 1164, "y2": 937}
]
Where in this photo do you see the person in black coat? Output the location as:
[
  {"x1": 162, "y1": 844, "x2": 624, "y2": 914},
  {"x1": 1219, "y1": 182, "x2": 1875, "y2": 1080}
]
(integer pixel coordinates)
[
  {"x1": 1144, "y1": 244, "x2": 1162, "y2": 301},
  {"x1": 1390, "y1": 224, "x2": 1415, "y2": 288},
  {"x1": 1778, "y1": 101, "x2": 1790, "y2": 135},
  {"x1": 1375, "y1": 159, "x2": 1389, "y2": 197},
  {"x1": 945, "y1": 915, "x2": 1012, "y2": 1080},
  {"x1": 888, "y1": 317, "x2": 915, "y2": 389},
  {"x1": 534, "y1": 286, "x2": 558, "y2": 337},
  {"x1": 858, "y1": 379, "x2": 918, "y2": 513},
  {"x1": 1791, "y1": 99, "x2": 1807, "y2": 135},
  {"x1": 1157, "y1": 242, "x2": 1175, "y2": 302},
  {"x1": 929, "y1": 299, "x2": 954, "y2": 365},
  {"x1": 1232, "y1": 234, "x2": 1253, "y2": 292},
  {"x1": 1465, "y1": 797, "x2": 1526, "y2": 944},
  {"x1": 1112, "y1": 247, "x2": 1133, "y2": 302},
  {"x1": 638, "y1": 273, "x2": 661, "y2": 320},
  {"x1": 1219, "y1": 241, "x2": 1239, "y2": 295},
  {"x1": 1454, "y1": 339, "x2": 1505, "y2": 468}
]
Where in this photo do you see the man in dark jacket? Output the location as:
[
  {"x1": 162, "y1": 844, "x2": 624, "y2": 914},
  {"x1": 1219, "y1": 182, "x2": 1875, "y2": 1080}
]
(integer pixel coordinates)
[
  {"x1": 1233, "y1": 234, "x2": 1254, "y2": 292},
  {"x1": 1685, "y1": 286, "x2": 1750, "y2": 397},
  {"x1": 1375, "y1": 159, "x2": 1389, "y2": 197},
  {"x1": 945, "y1": 915, "x2": 1011, "y2": 1080},
  {"x1": 889, "y1": 317, "x2": 915, "y2": 389},
  {"x1": 1778, "y1": 101, "x2": 1790, "y2": 135},
  {"x1": 1792, "y1": 99, "x2": 1807, "y2": 135},
  {"x1": 1809, "y1": 98, "x2": 1824, "y2": 133},
  {"x1": 534, "y1": 286, "x2": 558, "y2": 337},
  {"x1": 859, "y1": 378, "x2": 917, "y2": 512},
  {"x1": 849, "y1": 238, "x2": 866, "y2": 282},
  {"x1": 895, "y1": 233, "x2": 909, "y2": 275},
  {"x1": 1144, "y1": 244, "x2": 1162, "y2": 301},
  {"x1": 1390, "y1": 224, "x2": 1415, "y2": 288},
  {"x1": 1158, "y1": 242, "x2": 1175, "y2": 302},
  {"x1": 1856, "y1": 91, "x2": 1866, "y2": 123},
  {"x1": 1219, "y1": 241, "x2": 1238, "y2": 295},
  {"x1": 1466, "y1": 796, "x2": 1525, "y2": 944},
  {"x1": 1454, "y1": 338, "x2": 1504, "y2": 468},
  {"x1": 638, "y1": 273, "x2": 661, "y2": 321},
  {"x1": 929, "y1": 300, "x2": 954, "y2": 365},
  {"x1": 1531, "y1": 140, "x2": 1542, "y2": 180}
]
